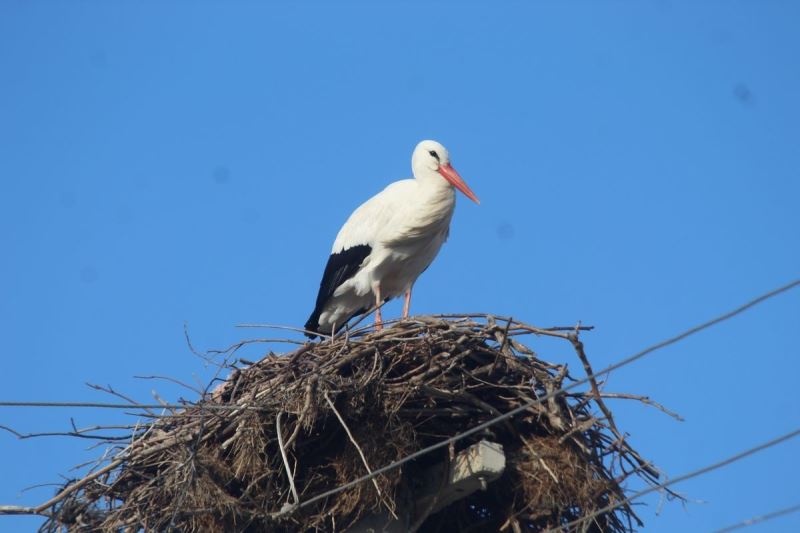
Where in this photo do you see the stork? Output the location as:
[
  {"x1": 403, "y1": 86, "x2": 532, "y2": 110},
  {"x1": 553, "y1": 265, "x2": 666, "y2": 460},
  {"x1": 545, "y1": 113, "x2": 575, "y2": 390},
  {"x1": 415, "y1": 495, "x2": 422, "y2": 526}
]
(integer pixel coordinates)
[{"x1": 304, "y1": 140, "x2": 479, "y2": 338}]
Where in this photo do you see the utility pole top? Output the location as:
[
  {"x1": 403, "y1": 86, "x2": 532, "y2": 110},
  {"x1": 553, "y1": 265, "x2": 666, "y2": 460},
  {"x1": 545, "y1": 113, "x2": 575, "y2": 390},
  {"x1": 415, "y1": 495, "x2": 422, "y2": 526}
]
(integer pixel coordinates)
[{"x1": 351, "y1": 440, "x2": 507, "y2": 532}]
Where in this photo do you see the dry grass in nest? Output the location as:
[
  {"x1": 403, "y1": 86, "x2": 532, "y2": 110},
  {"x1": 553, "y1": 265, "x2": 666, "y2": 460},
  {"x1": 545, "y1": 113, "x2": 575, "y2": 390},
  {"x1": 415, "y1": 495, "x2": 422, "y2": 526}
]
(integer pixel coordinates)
[{"x1": 38, "y1": 314, "x2": 672, "y2": 532}]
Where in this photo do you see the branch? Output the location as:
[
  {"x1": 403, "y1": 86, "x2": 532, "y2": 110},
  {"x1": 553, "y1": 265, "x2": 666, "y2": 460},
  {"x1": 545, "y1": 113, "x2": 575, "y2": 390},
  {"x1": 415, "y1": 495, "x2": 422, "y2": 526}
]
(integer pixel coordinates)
[
  {"x1": 276, "y1": 412, "x2": 300, "y2": 507},
  {"x1": 0, "y1": 506, "x2": 47, "y2": 516},
  {"x1": 0, "y1": 424, "x2": 134, "y2": 441}
]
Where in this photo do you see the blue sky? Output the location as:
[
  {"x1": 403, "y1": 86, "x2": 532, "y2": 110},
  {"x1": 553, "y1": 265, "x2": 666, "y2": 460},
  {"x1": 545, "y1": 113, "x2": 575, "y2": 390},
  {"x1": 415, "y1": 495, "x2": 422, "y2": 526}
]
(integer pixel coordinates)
[{"x1": 1, "y1": 1, "x2": 799, "y2": 531}]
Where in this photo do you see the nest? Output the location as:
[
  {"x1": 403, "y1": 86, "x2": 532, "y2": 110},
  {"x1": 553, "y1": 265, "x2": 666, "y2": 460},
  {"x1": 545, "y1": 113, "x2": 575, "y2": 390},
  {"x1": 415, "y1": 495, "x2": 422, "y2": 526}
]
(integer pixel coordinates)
[{"x1": 41, "y1": 315, "x2": 666, "y2": 532}]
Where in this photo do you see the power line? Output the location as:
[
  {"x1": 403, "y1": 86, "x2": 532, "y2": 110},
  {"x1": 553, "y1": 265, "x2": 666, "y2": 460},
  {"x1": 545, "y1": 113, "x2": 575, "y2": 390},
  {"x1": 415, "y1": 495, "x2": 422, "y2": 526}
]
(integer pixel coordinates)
[
  {"x1": 713, "y1": 502, "x2": 800, "y2": 533},
  {"x1": 272, "y1": 278, "x2": 800, "y2": 517},
  {"x1": 548, "y1": 427, "x2": 800, "y2": 533},
  {"x1": 2, "y1": 280, "x2": 796, "y2": 420},
  {"x1": 0, "y1": 401, "x2": 265, "y2": 411},
  {"x1": 1, "y1": 279, "x2": 797, "y2": 520}
]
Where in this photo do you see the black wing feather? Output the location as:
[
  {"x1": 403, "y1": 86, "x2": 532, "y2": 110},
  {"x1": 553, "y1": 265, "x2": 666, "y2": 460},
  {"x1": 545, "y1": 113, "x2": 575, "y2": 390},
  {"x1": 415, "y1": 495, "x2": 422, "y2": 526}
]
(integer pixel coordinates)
[{"x1": 304, "y1": 244, "x2": 372, "y2": 337}]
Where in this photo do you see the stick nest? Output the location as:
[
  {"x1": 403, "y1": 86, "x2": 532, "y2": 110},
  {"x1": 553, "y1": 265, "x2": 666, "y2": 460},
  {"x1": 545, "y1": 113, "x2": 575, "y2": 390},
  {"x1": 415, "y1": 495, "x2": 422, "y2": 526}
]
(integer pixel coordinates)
[{"x1": 41, "y1": 315, "x2": 665, "y2": 532}]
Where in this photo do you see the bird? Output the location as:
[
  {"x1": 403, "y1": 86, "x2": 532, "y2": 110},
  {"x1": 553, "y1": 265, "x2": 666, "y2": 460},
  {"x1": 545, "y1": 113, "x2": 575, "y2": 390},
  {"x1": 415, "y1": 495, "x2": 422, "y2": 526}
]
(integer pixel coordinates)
[{"x1": 304, "y1": 140, "x2": 479, "y2": 338}]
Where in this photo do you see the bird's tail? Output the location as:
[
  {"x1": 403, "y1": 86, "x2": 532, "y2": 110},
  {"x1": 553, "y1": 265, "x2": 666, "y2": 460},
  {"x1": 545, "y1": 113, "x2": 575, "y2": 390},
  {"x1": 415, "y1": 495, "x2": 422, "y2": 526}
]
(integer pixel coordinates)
[
  {"x1": 303, "y1": 313, "x2": 322, "y2": 339},
  {"x1": 303, "y1": 306, "x2": 368, "y2": 340}
]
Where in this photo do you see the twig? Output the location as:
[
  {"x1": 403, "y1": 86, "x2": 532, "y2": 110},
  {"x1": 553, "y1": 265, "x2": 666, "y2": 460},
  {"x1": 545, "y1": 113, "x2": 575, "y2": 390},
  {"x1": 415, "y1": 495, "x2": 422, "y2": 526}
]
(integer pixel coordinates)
[
  {"x1": 0, "y1": 506, "x2": 47, "y2": 516},
  {"x1": 0, "y1": 424, "x2": 134, "y2": 441},
  {"x1": 343, "y1": 298, "x2": 392, "y2": 336},
  {"x1": 135, "y1": 375, "x2": 204, "y2": 396},
  {"x1": 323, "y1": 391, "x2": 398, "y2": 520},
  {"x1": 236, "y1": 323, "x2": 332, "y2": 339},
  {"x1": 276, "y1": 412, "x2": 299, "y2": 506},
  {"x1": 568, "y1": 330, "x2": 660, "y2": 480},
  {"x1": 168, "y1": 344, "x2": 234, "y2": 528},
  {"x1": 86, "y1": 383, "x2": 156, "y2": 417},
  {"x1": 581, "y1": 392, "x2": 684, "y2": 421},
  {"x1": 34, "y1": 457, "x2": 125, "y2": 513},
  {"x1": 285, "y1": 378, "x2": 316, "y2": 448}
]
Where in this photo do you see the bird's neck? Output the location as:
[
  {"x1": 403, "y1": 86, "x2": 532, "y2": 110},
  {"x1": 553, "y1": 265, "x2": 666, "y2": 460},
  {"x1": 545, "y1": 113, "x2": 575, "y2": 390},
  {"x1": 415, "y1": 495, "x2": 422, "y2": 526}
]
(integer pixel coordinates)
[
  {"x1": 412, "y1": 179, "x2": 456, "y2": 233},
  {"x1": 416, "y1": 175, "x2": 455, "y2": 204}
]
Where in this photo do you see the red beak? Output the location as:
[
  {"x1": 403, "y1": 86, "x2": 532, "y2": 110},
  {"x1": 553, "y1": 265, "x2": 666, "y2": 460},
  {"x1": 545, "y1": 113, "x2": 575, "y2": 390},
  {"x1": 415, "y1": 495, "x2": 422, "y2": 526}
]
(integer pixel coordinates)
[{"x1": 437, "y1": 163, "x2": 480, "y2": 205}]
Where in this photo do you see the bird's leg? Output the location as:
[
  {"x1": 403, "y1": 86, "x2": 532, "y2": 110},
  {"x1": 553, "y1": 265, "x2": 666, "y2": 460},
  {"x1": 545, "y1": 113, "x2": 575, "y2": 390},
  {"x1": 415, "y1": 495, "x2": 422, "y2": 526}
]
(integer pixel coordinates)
[
  {"x1": 402, "y1": 286, "x2": 412, "y2": 318},
  {"x1": 373, "y1": 282, "x2": 383, "y2": 330}
]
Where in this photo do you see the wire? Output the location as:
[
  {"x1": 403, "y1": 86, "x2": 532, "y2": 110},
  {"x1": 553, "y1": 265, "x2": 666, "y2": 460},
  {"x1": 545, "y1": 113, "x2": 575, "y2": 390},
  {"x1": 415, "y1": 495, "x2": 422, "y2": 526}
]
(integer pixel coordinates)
[
  {"x1": 3, "y1": 280, "x2": 796, "y2": 420},
  {"x1": 273, "y1": 278, "x2": 800, "y2": 517},
  {"x1": 549, "y1": 427, "x2": 800, "y2": 533},
  {"x1": 0, "y1": 401, "x2": 265, "y2": 411},
  {"x1": 713, "y1": 502, "x2": 800, "y2": 533},
  {"x1": 1, "y1": 279, "x2": 797, "y2": 520}
]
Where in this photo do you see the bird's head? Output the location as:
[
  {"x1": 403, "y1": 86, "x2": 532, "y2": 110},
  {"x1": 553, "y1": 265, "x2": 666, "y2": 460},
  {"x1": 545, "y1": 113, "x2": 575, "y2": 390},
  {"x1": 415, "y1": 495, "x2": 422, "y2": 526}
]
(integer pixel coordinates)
[{"x1": 412, "y1": 140, "x2": 480, "y2": 204}]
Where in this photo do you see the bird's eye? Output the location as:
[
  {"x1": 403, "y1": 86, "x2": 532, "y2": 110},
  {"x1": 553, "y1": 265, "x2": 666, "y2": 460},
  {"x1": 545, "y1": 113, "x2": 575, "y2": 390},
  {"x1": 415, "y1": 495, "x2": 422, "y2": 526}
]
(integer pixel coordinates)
[{"x1": 428, "y1": 150, "x2": 440, "y2": 162}]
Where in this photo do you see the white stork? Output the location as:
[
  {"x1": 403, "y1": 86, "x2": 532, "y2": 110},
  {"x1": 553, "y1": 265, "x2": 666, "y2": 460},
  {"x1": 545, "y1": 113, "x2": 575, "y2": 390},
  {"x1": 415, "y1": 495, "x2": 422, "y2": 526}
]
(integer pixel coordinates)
[{"x1": 304, "y1": 140, "x2": 479, "y2": 338}]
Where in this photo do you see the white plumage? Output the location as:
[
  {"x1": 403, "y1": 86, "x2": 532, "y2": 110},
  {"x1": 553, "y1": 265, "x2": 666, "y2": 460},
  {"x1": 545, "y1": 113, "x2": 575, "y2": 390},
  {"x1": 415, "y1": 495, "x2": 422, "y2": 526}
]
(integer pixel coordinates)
[{"x1": 305, "y1": 140, "x2": 479, "y2": 338}]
